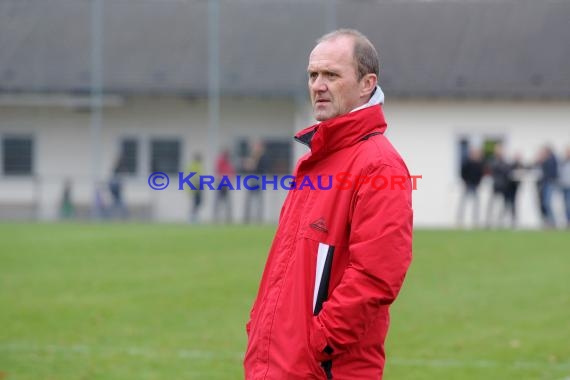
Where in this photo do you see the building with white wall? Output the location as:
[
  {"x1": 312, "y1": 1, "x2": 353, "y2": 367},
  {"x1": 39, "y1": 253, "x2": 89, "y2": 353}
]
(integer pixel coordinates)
[
  {"x1": 0, "y1": 97, "x2": 297, "y2": 222},
  {"x1": 1, "y1": 0, "x2": 569, "y2": 227},
  {"x1": 2, "y1": 96, "x2": 569, "y2": 228}
]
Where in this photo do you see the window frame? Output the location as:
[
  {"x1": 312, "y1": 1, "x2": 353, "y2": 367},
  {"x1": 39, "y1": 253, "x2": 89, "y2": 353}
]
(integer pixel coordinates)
[
  {"x1": 1, "y1": 134, "x2": 35, "y2": 177},
  {"x1": 149, "y1": 138, "x2": 182, "y2": 175}
]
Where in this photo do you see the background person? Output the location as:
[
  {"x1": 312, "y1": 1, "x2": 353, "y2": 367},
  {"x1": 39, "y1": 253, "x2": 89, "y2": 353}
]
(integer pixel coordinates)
[
  {"x1": 187, "y1": 153, "x2": 204, "y2": 224},
  {"x1": 108, "y1": 160, "x2": 129, "y2": 220},
  {"x1": 485, "y1": 143, "x2": 509, "y2": 228},
  {"x1": 457, "y1": 147, "x2": 484, "y2": 228},
  {"x1": 559, "y1": 146, "x2": 570, "y2": 228},
  {"x1": 242, "y1": 140, "x2": 269, "y2": 224},
  {"x1": 538, "y1": 145, "x2": 559, "y2": 228},
  {"x1": 502, "y1": 152, "x2": 525, "y2": 228},
  {"x1": 214, "y1": 148, "x2": 235, "y2": 224},
  {"x1": 59, "y1": 179, "x2": 75, "y2": 219}
]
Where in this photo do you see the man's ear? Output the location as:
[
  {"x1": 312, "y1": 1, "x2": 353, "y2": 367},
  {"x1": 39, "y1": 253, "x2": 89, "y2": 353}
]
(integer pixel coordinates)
[{"x1": 360, "y1": 74, "x2": 378, "y2": 98}]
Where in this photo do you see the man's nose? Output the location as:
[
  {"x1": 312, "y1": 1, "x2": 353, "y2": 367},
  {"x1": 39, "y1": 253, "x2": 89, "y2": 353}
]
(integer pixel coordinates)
[{"x1": 311, "y1": 76, "x2": 327, "y2": 92}]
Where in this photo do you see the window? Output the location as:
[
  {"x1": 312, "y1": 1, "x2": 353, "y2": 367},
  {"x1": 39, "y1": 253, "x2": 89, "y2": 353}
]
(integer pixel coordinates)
[
  {"x1": 2, "y1": 136, "x2": 34, "y2": 176},
  {"x1": 116, "y1": 138, "x2": 138, "y2": 175},
  {"x1": 264, "y1": 140, "x2": 292, "y2": 174},
  {"x1": 456, "y1": 134, "x2": 504, "y2": 177},
  {"x1": 482, "y1": 138, "x2": 503, "y2": 163},
  {"x1": 151, "y1": 139, "x2": 180, "y2": 173},
  {"x1": 236, "y1": 138, "x2": 292, "y2": 174}
]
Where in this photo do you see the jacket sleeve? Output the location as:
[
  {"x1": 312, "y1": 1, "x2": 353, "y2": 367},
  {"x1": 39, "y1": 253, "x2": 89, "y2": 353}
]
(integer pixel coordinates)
[{"x1": 309, "y1": 162, "x2": 413, "y2": 361}]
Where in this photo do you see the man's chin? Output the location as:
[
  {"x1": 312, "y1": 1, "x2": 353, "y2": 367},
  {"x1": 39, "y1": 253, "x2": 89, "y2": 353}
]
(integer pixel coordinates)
[{"x1": 314, "y1": 110, "x2": 332, "y2": 122}]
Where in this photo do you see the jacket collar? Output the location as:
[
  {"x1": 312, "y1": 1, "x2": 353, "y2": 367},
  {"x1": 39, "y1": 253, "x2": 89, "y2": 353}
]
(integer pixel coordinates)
[{"x1": 294, "y1": 104, "x2": 387, "y2": 157}]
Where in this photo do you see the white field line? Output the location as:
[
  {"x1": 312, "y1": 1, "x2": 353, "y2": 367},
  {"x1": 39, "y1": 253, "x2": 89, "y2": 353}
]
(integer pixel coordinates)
[
  {"x1": 389, "y1": 357, "x2": 570, "y2": 370},
  {"x1": 0, "y1": 342, "x2": 235, "y2": 360},
  {"x1": 1, "y1": 342, "x2": 569, "y2": 371}
]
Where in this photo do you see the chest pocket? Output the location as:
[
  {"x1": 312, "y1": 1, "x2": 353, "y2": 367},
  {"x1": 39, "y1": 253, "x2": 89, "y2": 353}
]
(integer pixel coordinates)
[{"x1": 299, "y1": 186, "x2": 352, "y2": 248}]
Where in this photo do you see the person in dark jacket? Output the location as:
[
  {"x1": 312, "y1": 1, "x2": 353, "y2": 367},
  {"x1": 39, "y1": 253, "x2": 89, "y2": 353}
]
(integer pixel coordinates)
[
  {"x1": 243, "y1": 140, "x2": 270, "y2": 224},
  {"x1": 502, "y1": 152, "x2": 525, "y2": 228},
  {"x1": 560, "y1": 146, "x2": 570, "y2": 228},
  {"x1": 109, "y1": 160, "x2": 128, "y2": 219},
  {"x1": 537, "y1": 146, "x2": 559, "y2": 228},
  {"x1": 486, "y1": 143, "x2": 510, "y2": 228},
  {"x1": 457, "y1": 147, "x2": 484, "y2": 227}
]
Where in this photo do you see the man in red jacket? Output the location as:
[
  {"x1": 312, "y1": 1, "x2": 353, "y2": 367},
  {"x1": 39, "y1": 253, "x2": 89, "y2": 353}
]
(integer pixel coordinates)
[{"x1": 244, "y1": 29, "x2": 413, "y2": 380}]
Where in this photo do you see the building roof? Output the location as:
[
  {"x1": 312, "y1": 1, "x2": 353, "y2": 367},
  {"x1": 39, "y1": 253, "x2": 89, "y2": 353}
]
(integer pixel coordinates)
[{"x1": 0, "y1": 0, "x2": 569, "y2": 98}]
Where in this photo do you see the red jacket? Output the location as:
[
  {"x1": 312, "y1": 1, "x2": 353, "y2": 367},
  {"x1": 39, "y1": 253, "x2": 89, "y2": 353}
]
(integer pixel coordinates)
[{"x1": 244, "y1": 104, "x2": 413, "y2": 379}]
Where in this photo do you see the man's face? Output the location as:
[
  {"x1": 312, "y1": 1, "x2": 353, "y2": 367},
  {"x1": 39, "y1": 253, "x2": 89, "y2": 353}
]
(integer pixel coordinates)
[{"x1": 307, "y1": 36, "x2": 364, "y2": 121}]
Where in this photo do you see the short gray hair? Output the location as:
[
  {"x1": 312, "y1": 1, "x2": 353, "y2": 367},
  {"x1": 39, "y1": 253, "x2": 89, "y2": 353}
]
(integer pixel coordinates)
[{"x1": 317, "y1": 29, "x2": 379, "y2": 80}]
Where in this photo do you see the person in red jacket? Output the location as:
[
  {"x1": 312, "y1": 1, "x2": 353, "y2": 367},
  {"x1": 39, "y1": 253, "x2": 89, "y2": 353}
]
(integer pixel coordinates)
[
  {"x1": 214, "y1": 148, "x2": 236, "y2": 223},
  {"x1": 244, "y1": 29, "x2": 413, "y2": 380}
]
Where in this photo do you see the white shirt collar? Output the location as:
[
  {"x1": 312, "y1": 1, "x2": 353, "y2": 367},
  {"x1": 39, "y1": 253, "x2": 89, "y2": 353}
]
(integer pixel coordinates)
[{"x1": 350, "y1": 85, "x2": 385, "y2": 113}]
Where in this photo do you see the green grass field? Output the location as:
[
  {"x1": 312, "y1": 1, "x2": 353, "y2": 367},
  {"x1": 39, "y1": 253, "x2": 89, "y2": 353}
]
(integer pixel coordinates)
[{"x1": 1, "y1": 224, "x2": 569, "y2": 380}]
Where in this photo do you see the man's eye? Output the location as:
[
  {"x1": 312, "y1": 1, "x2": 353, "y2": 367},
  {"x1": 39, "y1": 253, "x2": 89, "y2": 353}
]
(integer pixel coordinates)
[
  {"x1": 309, "y1": 73, "x2": 318, "y2": 79},
  {"x1": 326, "y1": 72, "x2": 337, "y2": 78}
]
